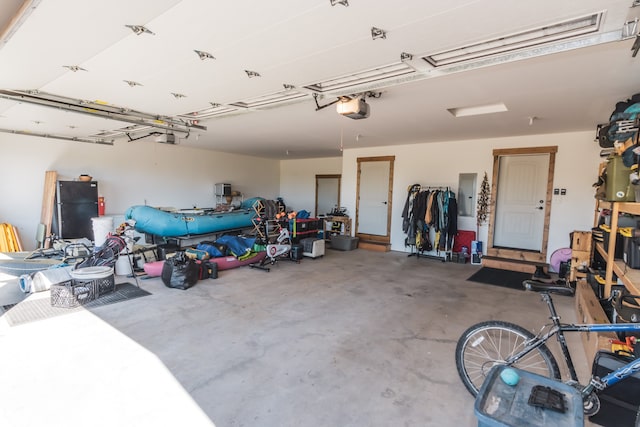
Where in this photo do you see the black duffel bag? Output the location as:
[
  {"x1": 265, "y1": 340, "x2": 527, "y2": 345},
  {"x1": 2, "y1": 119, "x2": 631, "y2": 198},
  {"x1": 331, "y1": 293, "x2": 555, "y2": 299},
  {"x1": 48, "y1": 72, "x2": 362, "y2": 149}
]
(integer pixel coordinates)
[
  {"x1": 161, "y1": 251, "x2": 199, "y2": 290},
  {"x1": 589, "y1": 351, "x2": 640, "y2": 427}
]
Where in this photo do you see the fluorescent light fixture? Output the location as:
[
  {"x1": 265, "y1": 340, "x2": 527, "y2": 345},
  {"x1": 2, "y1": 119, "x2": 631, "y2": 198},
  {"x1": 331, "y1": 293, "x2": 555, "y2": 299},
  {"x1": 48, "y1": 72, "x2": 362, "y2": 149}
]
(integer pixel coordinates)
[
  {"x1": 424, "y1": 12, "x2": 603, "y2": 67},
  {"x1": 179, "y1": 104, "x2": 239, "y2": 120},
  {"x1": 447, "y1": 102, "x2": 508, "y2": 117},
  {"x1": 305, "y1": 62, "x2": 415, "y2": 93},
  {"x1": 230, "y1": 89, "x2": 309, "y2": 109},
  {"x1": 0, "y1": 0, "x2": 41, "y2": 49}
]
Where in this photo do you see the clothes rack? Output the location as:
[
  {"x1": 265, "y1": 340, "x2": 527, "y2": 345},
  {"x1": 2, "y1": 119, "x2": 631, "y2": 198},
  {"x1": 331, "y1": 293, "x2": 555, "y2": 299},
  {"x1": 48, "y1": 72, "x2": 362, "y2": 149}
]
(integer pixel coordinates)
[{"x1": 401, "y1": 184, "x2": 458, "y2": 262}]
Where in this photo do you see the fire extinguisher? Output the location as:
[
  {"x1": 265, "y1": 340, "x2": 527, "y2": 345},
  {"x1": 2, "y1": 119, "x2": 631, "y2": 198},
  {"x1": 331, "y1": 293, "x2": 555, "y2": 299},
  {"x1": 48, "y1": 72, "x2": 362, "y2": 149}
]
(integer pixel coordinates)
[{"x1": 98, "y1": 197, "x2": 105, "y2": 216}]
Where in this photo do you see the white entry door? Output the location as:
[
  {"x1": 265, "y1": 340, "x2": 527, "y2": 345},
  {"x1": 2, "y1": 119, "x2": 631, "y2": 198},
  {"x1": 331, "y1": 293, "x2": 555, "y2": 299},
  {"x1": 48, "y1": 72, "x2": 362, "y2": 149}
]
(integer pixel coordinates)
[
  {"x1": 493, "y1": 154, "x2": 549, "y2": 251},
  {"x1": 357, "y1": 160, "x2": 391, "y2": 236}
]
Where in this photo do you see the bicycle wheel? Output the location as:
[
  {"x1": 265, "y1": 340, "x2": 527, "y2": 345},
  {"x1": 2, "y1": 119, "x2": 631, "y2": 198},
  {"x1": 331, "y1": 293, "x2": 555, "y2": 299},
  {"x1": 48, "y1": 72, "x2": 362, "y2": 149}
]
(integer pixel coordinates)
[{"x1": 455, "y1": 320, "x2": 561, "y2": 396}]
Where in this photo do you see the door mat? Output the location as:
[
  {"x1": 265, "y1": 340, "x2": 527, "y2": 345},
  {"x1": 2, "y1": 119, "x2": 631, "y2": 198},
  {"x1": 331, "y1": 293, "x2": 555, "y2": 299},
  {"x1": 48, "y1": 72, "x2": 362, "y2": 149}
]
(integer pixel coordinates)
[
  {"x1": 0, "y1": 283, "x2": 151, "y2": 327},
  {"x1": 467, "y1": 267, "x2": 532, "y2": 291}
]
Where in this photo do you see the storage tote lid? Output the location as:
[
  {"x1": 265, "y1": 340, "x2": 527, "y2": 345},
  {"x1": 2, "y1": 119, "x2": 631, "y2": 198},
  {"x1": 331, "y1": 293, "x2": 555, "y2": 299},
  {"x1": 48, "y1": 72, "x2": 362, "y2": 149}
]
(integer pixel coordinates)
[{"x1": 70, "y1": 266, "x2": 113, "y2": 279}]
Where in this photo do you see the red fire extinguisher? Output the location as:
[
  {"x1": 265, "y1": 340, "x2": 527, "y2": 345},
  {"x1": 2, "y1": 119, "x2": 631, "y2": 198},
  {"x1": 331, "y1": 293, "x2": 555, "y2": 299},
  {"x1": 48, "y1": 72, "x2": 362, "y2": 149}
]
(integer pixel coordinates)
[{"x1": 98, "y1": 197, "x2": 105, "y2": 216}]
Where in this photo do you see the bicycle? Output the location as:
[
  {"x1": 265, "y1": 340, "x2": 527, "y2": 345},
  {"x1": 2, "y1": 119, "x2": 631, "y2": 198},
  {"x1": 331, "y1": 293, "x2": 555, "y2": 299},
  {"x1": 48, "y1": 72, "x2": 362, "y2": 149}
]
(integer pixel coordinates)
[{"x1": 455, "y1": 279, "x2": 640, "y2": 420}]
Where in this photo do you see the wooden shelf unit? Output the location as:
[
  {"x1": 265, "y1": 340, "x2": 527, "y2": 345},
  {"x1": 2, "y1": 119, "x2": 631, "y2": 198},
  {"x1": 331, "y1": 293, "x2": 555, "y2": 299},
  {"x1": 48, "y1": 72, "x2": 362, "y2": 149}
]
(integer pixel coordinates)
[
  {"x1": 322, "y1": 216, "x2": 351, "y2": 241},
  {"x1": 595, "y1": 200, "x2": 640, "y2": 297}
]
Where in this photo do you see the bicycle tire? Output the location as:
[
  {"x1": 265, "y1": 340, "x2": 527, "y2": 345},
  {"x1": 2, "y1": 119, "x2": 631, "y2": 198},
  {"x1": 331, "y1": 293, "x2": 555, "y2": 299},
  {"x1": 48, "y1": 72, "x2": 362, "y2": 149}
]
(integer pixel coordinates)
[{"x1": 455, "y1": 320, "x2": 561, "y2": 396}]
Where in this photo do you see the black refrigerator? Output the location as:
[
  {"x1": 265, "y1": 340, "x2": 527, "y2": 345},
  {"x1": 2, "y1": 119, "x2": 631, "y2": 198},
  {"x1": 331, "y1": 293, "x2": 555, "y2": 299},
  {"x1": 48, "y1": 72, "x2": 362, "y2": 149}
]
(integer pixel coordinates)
[{"x1": 52, "y1": 181, "x2": 99, "y2": 239}]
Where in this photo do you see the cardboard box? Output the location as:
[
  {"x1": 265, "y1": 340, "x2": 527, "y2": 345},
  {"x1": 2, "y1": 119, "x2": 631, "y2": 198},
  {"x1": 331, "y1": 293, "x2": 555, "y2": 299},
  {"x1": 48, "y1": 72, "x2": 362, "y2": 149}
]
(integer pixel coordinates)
[
  {"x1": 571, "y1": 231, "x2": 592, "y2": 252},
  {"x1": 575, "y1": 281, "x2": 616, "y2": 363},
  {"x1": 570, "y1": 250, "x2": 590, "y2": 272}
]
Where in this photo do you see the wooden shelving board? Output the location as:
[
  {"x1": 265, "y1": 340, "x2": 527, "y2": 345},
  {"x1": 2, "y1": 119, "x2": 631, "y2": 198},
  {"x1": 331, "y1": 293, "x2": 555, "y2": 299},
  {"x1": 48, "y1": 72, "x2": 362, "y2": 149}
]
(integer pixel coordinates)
[
  {"x1": 595, "y1": 242, "x2": 640, "y2": 295},
  {"x1": 597, "y1": 200, "x2": 640, "y2": 216},
  {"x1": 613, "y1": 259, "x2": 640, "y2": 295}
]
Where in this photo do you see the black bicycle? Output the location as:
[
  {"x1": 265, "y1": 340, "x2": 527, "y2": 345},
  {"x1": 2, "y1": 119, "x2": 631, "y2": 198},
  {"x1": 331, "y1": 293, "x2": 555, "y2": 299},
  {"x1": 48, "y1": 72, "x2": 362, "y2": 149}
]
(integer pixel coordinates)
[{"x1": 455, "y1": 279, "x2": 640, "y2": 421}]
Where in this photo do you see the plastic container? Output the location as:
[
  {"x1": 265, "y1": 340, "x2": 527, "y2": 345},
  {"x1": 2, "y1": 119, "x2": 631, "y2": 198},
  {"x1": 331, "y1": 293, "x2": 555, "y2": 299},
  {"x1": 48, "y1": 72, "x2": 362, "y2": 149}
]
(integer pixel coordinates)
[
  {"x1": 624, "y1": 235, "x2": 640, "y2": 269},
  {"x1": 330, "y1": 235, "x2": 359, "y2": 251},
  {"x1": 290, "y1": 244, "x2": 304, "y2": 261},
  {"x1": 115, "y1": 255, "x2": 133, "y2": 276},
  {"x1": 475, "y1": 365, "x2": 583, "y2": 426},
  {"x1": 606, "y1": 155, "x2": 635, "y2": 202},
  {"x1": 91, "y1": 216, "x2": 113, "y2": 247},
  {"x1": 70, "y1": 266, "x2": 115, "y2": 298}
]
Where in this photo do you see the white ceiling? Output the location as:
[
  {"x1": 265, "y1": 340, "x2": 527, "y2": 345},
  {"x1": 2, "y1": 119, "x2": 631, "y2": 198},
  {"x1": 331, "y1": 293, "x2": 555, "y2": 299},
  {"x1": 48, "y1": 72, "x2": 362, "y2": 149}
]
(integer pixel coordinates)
[{"x1": 0, "y1": 0, "x2": 639, "y2": 159}]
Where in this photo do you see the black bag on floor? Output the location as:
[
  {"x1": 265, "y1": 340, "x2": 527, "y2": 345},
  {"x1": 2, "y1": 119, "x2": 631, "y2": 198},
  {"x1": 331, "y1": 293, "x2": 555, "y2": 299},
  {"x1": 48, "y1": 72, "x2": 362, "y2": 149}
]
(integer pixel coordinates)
[
  {"x1": 589, "y1": 351, "x2": 640, "y2": 427},
  {"x1": 161, "y1": 251, "x2": 198, "y2": 290},
  {"x1": 196, "y1": 260, "x2": 218, "y2": 280}
]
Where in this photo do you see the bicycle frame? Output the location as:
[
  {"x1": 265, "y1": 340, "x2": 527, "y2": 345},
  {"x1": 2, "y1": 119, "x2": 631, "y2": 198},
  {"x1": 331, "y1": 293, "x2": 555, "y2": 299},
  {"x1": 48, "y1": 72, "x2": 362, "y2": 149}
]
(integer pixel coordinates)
[{"x1": 505, "y1": 291, "x2": 640, "y2": 400}]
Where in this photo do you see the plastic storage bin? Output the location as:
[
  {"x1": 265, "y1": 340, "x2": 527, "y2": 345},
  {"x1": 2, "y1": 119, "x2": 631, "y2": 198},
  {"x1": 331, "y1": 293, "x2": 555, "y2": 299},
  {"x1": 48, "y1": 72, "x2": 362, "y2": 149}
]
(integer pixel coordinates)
[
  {"x1": 474, "y1": 365, "x2": 583, "y2": 427},
  {"x1": 330, "y1": 235, "x2": 359, "y2": 251},
  {"x1": 624, "y1": 235, "x2": 640, "y2": 269},
  {"x1": 70, "y1": 266, "x2": 115, "y2": 298},
  {"x1": 605, "y1": 155, "x2": 635, "y2": 202}
]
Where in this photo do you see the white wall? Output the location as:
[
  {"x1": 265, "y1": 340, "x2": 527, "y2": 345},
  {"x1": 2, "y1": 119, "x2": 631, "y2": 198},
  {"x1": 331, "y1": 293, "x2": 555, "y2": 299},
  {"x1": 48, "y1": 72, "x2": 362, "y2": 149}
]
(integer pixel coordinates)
[
  {"x1": 340, "y1": 131, "x2": 602, "y2": 263},
  {"x1": 279, "y1": 157, "x2": 342, "y2": 216},
  {"x1": 0, "y1": 134, "x2": 280, "y2": 251},
  {"x1": 0, "y1": 130, "x2": 605, "y2": 262}
]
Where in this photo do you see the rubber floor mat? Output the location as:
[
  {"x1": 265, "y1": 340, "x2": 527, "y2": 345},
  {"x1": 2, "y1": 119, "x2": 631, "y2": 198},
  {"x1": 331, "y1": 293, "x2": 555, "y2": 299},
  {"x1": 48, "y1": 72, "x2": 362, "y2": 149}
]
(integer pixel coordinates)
[
  {"x1": 467, "y1": 267, "x2": 531, "y2": 291},
  {"x1": 0, "y1": 283, "x2": 151, "y2": 326}
]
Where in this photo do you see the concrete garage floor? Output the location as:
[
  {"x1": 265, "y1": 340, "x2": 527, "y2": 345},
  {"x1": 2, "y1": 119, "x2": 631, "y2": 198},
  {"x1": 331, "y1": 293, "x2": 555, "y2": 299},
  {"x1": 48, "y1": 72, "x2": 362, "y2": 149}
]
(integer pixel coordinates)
[{"x1": 0, "y1": 248, "x2": 592, "y2": 427}]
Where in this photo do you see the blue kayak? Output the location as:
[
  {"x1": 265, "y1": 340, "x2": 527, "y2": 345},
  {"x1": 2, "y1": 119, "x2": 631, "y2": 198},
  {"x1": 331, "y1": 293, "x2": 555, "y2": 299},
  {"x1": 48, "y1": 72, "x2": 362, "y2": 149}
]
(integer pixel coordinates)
[{"x1": 126, "y1": 197, "x2": 263, "y2": 237}]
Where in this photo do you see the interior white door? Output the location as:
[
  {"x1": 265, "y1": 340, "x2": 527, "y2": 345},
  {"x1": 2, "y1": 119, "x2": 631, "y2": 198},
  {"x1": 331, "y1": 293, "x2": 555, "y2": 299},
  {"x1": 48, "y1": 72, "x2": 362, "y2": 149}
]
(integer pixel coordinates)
[
  {"x1": 358, "y1": 161, "x2": 390, "y2": 236},
  {"x1": 493, "y1": 154, "x2": 549, "y2": 251}
]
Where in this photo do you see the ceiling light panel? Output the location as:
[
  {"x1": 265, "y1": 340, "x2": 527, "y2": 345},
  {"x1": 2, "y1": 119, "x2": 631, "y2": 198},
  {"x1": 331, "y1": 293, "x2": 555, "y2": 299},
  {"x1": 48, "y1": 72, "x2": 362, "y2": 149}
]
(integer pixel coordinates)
[
  {"x1": 447, "y1": 102, "x2": 508, "y2": 117},
  {"x1": 423, "y1": 12, "x2": 604, "y2": 67}
]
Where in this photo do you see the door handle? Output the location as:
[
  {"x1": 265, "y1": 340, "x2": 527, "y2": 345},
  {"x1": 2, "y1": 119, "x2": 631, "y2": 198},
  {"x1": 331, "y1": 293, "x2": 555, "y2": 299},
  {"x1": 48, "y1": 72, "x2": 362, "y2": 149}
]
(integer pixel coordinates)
[
  {"x1": 382, "y1": 201, "x2": 387, "y2": 204},
  {"x1": 535, "y1": 206, "x2": 543, "y2": 210}
]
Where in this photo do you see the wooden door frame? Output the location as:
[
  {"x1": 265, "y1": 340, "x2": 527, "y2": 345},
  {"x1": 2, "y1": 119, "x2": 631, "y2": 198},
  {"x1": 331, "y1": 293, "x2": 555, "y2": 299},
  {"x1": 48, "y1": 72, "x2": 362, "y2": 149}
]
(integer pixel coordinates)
[
  {"x1": 355, "y1": 156, "x2": 395, "y2": 244},
  {"x1": 486, "y1": 146, "x2": 557, "y2": 263},
  {"x1": 315, "y1": 174, "x2": 341, "y2": 217}
]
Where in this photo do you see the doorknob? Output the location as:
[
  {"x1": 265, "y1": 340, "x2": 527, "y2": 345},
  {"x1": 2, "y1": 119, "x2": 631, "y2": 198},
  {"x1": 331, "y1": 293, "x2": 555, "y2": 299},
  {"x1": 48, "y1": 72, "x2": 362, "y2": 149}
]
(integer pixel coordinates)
[
  {"x1": 535, "y1": 206, "x2": 543, "y2": 210},
  {"x1": 382, "y1": 201, "x2": 388, "y2": 204}
]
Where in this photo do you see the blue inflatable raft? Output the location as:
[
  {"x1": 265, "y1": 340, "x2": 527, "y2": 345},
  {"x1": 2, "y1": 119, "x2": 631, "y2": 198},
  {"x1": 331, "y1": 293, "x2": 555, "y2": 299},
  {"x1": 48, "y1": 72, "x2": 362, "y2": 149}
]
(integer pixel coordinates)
[{"x1": 126, "y1": 197, "x2": 263, "y2": 237}]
